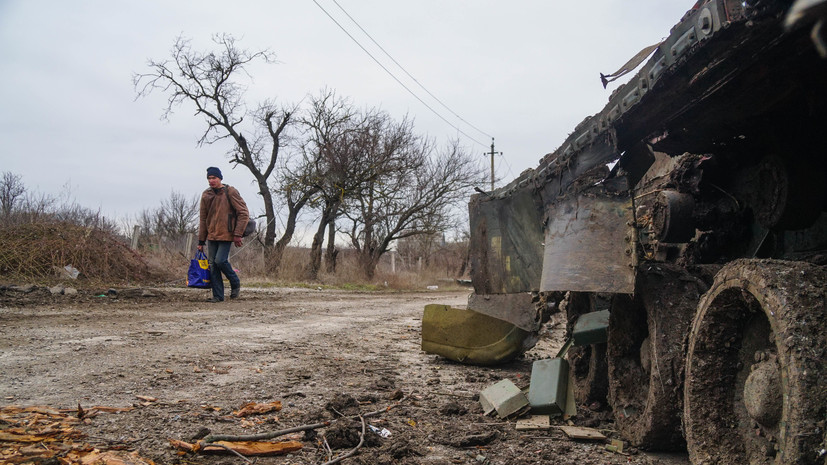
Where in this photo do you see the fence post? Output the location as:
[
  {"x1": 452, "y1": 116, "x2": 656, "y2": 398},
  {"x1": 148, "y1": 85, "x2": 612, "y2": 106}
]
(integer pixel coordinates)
[
  {"x1": 184, "y1": 233, "x2": 193, "y2": 255},
  {"x1": 391, "y1": 251, "x2": 396, "y2": 273},
  {"x1": 131, "y1": 225, "x2": 140, "y2": 250}
]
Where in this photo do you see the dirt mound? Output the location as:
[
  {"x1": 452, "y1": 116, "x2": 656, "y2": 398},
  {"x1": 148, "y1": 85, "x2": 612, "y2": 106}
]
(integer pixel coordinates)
[
  {"x1": 0, "y1": 221, "x2": 169, "y2": 284},
  {"x1": 324, "y1": 418, "x2": 381, "y2": 450},
  {"x1": 325, "y1": 393, "x2": 360, "y2": 416}
]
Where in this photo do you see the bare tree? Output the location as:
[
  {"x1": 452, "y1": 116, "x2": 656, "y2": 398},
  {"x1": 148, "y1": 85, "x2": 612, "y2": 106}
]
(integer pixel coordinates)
[
  {"x1": 158, "y1": 190, "x2": 199, "y2": 236},
  {"x1": 396, "y1": 233, "x2": 441, "y2": 268},
  {"x1": 19, "y1": 192, "x2": 57, "y2": 225},
  {"x1": 134, "y1": 34, "x2": 309, "y2": 271},
  {"x1": 0, "y1": 174, "x2": 117, "y2": 231},
  {"x1": 296, "y1": 90, "x2": 360, "y2": 279},
  {"x1": 52, "y1": 204, "x2": 118, "y2": 232},
  {"x1": 297, "y1": 92, "x2": 424, "y2": 279},
  {"x1": 272, "y1": 162, "x2": 321, "y2": 268},
  {"x1": 134, "y1": 207, "x2": 162, "y2": 237},
  {"x1": 341, "y1": 136, "x2": 485, "y2": 278},
  {"x1": 0, "y1": 172, "x2": 26, "y2": 221}
]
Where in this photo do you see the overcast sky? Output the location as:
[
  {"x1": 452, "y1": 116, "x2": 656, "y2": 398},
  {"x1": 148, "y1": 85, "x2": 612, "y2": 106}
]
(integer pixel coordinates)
[{"x1": 0, "y1": 1, "x2": 692, "y2": 235}]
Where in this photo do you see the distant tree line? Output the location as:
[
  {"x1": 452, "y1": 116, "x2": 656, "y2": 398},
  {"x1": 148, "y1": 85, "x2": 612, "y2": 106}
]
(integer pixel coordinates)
[
  {"x1": 0, "y1": 171, "x2": 118, "y2": 232},
  {"x1": 0, "y1": 171, "x2": 471, "y2": 280},
  {"x1": 133, "y1": 34, "x2": 485, "y2": 278},
  {"x1": 133, "y1": 190, "x2": 199, "y2": 238}
]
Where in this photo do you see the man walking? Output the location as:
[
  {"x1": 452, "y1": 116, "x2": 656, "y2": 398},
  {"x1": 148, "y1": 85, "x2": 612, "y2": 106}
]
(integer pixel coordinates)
[{"x1": 197, "y1": 166, "x2": 249, "y2": 302}]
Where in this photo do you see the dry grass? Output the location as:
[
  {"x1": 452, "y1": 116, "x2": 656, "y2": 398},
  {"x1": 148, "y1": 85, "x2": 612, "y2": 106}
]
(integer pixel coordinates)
[
  {"x1": 225, "y1": 247, "x2": 468, "y2": 292},
  {"x1": 0, "y1": 223, "x2": 469, "y2": 291},
  {"x1": 0, "y1": 222, "x2": 172, "y2": 285}
]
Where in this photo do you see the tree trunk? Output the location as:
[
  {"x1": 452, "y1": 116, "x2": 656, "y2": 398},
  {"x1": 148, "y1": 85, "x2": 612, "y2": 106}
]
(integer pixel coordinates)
[
  {"x1": 305, "y1": 200, "x2": 337, "y2": 280},
  {"x1": 268, "y1": 188, "x2": 317, "y2": 275},
  {"x1": 457, "y1": 245, "x2": 470, "y2": 277},
  {"x1": 270, "y1": 212, "x2": 297, "y2": 275},
  {"x1": 324, "y1": 218, "x2": 337, "y2": 273},
  {"x1": 358, "y1": 240, "x2": 389, "y2": 280},
  {"x1": 305, "y1": 220, "x2": 326, "y2": 280},
  {"x1": 264, "y1": 245, "x2": 286, "y2": 275},
  {"x1": 360, "y1": 253, "x2": 378, "y2": 280},
  {"x1": 258, "y1": 177, "x2": 276, "y2": 248}
]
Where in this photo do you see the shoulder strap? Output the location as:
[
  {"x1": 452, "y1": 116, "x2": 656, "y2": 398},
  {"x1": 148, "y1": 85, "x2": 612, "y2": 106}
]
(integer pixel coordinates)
[{"x1": 222, "y1": 186, "x2": 237, "y2": 215}]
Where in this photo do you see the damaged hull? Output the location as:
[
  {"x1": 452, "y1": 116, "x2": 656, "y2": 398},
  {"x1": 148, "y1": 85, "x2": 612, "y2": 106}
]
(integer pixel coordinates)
[{"x1": 421, "y1": 304, "x2": 537, "y2": 365}]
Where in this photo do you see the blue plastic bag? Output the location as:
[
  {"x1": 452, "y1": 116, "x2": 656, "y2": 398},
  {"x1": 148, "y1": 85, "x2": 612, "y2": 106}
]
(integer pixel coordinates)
[{"x1": 187, "y1": 250, "x2": 211, "y2": 288}]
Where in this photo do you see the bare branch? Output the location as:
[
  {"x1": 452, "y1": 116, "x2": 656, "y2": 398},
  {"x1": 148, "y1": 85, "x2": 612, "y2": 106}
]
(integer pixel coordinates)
[
  {"x1": 339, "y1": 133, "x2": 485, "y2": 277},
  {"x1": 322, "y1": 415, "x2": 366, "y2": 465},
  {"x1": 134, "y1": 34, "x2": 307, "y2": 268},
  {"x1": 198, "y1": 396, "x2": 407, "y2": 446}
]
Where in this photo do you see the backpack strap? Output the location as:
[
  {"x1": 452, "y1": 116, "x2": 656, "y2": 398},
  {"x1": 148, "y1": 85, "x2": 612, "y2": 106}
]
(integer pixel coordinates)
[
  {"x1": 223, "y1": 186, "x2": 238, "y2": 216},
  {"x1": 223, "y1": 186, "x2": 247, "y2": 236}
]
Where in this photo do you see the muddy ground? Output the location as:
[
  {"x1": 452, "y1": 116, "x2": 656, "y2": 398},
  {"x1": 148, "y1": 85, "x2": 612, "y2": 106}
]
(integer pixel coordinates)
[{"x1": 0, "y1": 285, "x2": 690, "y2": 464}]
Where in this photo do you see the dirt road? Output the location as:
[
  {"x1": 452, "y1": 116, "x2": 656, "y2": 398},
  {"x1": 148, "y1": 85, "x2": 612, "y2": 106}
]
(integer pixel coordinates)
[{"x1": 0, "y1": 286, "x2": 689, "y2": 464}]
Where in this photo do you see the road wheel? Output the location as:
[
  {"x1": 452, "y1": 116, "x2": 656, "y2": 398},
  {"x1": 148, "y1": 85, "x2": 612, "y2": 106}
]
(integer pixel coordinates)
[
  {"x1": 684, "y1": 259, "x2": 827, "y2": 465},
  {"x1": 752, "y1": 155, "x2": 826, "y2": 231},
  {"x1": 564, "y1": 292, "x2": 609, "y2": 407},
  {"x1": 607, "y1": 264, "x2": 708, "y2": 450}
]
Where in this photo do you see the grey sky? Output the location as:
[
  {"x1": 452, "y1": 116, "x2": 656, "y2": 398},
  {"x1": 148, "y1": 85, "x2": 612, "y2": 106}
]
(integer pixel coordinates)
[{"x1": 0, "y1": 1, "x2": 691, "y2": 237}]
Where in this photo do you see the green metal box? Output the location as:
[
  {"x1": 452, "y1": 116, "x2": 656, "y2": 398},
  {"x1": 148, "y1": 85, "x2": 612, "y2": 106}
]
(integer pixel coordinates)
[
  {"x1": 527, "y1": 358, "x2": 569, "y2": 415},
  {"x1": 479, "y1": 379, "x2": 529, "y2": 418},
  {"x1": 572, "y1": 309, "x2": 610, "y2": 346}
]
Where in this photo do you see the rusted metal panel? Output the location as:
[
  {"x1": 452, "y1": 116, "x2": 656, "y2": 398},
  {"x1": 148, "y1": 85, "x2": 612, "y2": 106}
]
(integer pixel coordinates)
[
  {"x1": 537, "y1": 133, "x2": 619, "y2": 208},
  {"x1": 540, "y1": 190, "x2": 636, "y2": 294},
  {"x1": 469, "y1": 185, "x2": 544, "y2": 294},
  {"x1": 467, "y1": 292, "x2": 539, "y2": 332}
]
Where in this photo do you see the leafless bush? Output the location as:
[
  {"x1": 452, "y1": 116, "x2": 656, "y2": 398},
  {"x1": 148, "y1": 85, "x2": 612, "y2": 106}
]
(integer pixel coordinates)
[
  {"x1": 126, "y1": 190, "x2": 198, "y2": 238},
  {"x1": 51, "y1": 204, "x2": 119, "y2": 232},
  {"x1": 0, "y1": 171, "x2": 119, "y2": 232},
  {"x1": 0, "y1": 222, "x2": 168, "y2": 284},
  {"x1": 0, "y1": 172, "x2": 26, "y2": 219}
]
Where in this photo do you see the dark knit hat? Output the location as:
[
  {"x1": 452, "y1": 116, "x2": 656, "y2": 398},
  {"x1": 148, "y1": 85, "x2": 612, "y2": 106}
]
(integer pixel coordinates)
[{"x1": 206, "y1": 166, "x2": 223, "y2": 180}]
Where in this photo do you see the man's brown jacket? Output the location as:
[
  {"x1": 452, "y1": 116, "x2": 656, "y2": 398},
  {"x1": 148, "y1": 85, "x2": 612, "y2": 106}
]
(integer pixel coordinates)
[{"x1": 198, "y1": 185, "x2": 249, "y2": 242}]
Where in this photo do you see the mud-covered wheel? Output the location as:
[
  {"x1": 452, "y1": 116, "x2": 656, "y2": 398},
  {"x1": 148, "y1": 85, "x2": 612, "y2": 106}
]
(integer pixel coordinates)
[
  {"x1": 607, "y1": 264, "x2": 709, "y2": 450},
  {"x1": 684, "y1": 259, "x2": 827, "y2": 465},
  {"x1": 564, "y1": 292, "x2": 609, "y2": 406}
]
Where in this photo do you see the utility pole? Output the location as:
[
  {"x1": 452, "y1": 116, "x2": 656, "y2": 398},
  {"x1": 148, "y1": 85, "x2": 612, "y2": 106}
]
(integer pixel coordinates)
[{"x1": 486, "y1": 138, "x2": 501, "y2": 191}]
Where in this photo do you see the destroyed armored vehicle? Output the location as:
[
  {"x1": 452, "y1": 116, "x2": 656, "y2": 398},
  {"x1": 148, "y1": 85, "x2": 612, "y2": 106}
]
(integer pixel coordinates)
[{"x1": 423, "y1": 0, "x2": 827, "y2": 463}]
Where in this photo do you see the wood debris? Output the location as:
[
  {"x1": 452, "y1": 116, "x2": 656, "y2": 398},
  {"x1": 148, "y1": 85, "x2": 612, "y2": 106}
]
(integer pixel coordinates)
[
  {"x1": 557, "y1": 425, "x2": 607, "y2": 441},
  {"x1": 0, "y1": 405, "x2": 153, "y2": 464},
  {"x1": 170, "y1": 438, "x2": 302, "y2": 456},
  {"x1": 515, "y1": 415, "x2": 551, "y2": 431},
  {"x1": 233, "y1": 400, "x2": 282, "y2": 417}
]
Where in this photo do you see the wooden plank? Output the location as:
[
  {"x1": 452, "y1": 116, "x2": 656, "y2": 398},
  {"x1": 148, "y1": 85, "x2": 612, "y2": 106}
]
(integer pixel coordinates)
[
  {"x1": 515, "y1": 415, "x2": 551, "y2": 431},
  {"x1": 557, "y1": 426, "x2": 607, "y2": 441}
]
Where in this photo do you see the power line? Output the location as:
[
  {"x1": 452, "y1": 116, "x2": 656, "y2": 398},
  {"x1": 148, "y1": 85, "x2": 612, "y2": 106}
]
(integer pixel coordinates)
[
  {"x1": 331, "y1": 0, "x2": 493, "y2": 141},
  {"x1": 495, "y1": 151, "x2": 516, "y2": 185},
  {"x1": 311, "y1": 0, "x2": 488, "y2": 148}
]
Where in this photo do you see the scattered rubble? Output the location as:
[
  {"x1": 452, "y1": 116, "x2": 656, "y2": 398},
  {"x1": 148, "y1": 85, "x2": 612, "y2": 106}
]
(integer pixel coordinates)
[
  {"x1": 0, "y1": 288, "x2": 689, "y2": 464},
  {"x1": 0, "y1": 405, "x2": 156, "y2": 464}
]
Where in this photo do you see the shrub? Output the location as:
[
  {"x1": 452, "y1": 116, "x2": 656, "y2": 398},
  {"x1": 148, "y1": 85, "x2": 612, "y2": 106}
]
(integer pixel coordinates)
[{"x1": 0, "y1": 222, "x2": 170, "y2": 285}]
